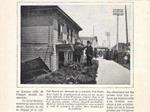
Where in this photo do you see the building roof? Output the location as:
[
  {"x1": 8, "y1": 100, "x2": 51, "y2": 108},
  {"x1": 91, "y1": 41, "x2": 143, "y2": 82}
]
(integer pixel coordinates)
[
  {"x1": 111, "y1": 42, "x2": 129, "y2": 51},
  {"x1": 112, "y1": 42, "x2": 128, "y2": 49},
  {"x1": 21, "y1": 6, "x2": 82, "y2": 31}
]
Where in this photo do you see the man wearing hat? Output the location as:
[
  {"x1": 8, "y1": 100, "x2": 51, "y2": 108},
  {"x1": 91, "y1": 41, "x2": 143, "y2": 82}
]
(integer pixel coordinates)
[
  {"x1": 85, "y1": 41, "x2": 93, "y2": 66},
  {"x1": 73, "y1": 41, "x2": 84, "y2": 63}
]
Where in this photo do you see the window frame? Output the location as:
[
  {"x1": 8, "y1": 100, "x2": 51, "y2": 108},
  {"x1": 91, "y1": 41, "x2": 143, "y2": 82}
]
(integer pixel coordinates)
[{"x1": 58, "y1": 23, "x2": 63, "y2": 40}]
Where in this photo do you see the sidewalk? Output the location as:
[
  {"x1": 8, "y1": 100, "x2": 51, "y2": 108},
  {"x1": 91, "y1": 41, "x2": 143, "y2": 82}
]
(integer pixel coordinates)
[{"x1": 96, "y1": 58, "x2": 130, "y2": 85}]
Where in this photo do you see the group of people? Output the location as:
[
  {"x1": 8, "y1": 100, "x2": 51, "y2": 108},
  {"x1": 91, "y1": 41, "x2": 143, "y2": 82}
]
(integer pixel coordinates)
[{"x1": 73, "y1": 40, "x2": 93, "y2": 66}]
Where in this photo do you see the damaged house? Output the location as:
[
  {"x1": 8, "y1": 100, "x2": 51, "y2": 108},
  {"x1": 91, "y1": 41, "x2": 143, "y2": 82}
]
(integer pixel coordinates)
[{"x1": 21, "y1": 6, "x2": 82, "y2": 71}]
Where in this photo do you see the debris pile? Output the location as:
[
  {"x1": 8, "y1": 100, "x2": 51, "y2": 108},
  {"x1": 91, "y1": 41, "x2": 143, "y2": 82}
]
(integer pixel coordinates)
[
  {"x1": 29, "y1": 59, "x2": 98, "y2": 84},
  {"x1": 21, "y1": 57, "x2": 51, "y2": 84}
]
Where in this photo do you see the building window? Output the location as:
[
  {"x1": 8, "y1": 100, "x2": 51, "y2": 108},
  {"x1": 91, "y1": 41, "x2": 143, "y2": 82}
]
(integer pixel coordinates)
[
  {"x1": 67, "y1": 26, "x2": 69, "y2": 40},
  {"x1": 67, "y1": 26, "x2": 73, "y2": 43},
  {"x1": 58, "y1": 23, "x2": 63, "y2": 40},
  {"x1": 71, "y1": 30, "x2": 73, "y2": 43}
]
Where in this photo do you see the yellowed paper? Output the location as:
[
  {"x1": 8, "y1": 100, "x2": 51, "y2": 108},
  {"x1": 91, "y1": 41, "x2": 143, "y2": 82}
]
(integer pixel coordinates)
[{"x1": 0, "y1": 0, "x2": 150, "y2": 112}]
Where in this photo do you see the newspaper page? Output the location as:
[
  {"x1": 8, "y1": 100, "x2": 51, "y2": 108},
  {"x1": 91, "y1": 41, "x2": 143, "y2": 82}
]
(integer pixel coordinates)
[{"x1": 0, "y1": 0, "x2": 150, "y2": 112}]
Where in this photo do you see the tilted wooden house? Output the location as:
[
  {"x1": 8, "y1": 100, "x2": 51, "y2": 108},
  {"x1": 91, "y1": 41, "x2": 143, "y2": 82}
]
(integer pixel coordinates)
[{"x1": 21, "y1": 6, "x2": 82, "y2": 71}]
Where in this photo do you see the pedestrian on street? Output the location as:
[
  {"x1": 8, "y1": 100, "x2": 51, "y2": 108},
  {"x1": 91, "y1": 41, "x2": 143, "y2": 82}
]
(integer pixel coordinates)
[
  {"x1": 85, "y1": 41, "x2": 93, "y2": 66},
  {"x1": 114, "y1": 50, "x2": 118, "y2": 62}
]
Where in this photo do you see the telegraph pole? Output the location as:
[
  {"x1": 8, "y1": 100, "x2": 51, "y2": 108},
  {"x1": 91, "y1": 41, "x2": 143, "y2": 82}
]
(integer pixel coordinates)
[
  {"x1": 105, "y1": 32, "x2": 110, "y2": 49},
  {"x1": 113, "y1": 9, "x2": 124, "y2": 51},
  {"x1": 93, "y1": 25, "x2": 95, "y2": 37}
]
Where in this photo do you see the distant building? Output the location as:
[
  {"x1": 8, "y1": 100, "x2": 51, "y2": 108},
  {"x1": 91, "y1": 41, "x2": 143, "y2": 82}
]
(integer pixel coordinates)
[
  {"x1": 111, "y1": 43, "x2": 130, "y2": 52},
  {"x1": 79, "y1": 36, "x2": 98, "y2": 48},
  {"x1": 21, "y1": 6, "x2": 82, "y2": 71}
]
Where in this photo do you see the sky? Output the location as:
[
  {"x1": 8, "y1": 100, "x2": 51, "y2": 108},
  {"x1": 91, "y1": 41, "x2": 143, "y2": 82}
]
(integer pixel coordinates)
[{"x1": 59, "y1": 4, "x2": 133, "y2": 48}]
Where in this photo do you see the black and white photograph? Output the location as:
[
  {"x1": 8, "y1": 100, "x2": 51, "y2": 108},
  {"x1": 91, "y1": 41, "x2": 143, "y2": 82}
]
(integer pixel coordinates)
[{"x1": 20, "y1": 3, "x2": 133, "y2": 85}]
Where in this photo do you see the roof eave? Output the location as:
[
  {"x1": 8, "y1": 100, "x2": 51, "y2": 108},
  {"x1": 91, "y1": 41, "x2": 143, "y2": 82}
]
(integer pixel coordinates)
[{"x1": 55, "y1": 6, "x2": 82, "y2": 31}]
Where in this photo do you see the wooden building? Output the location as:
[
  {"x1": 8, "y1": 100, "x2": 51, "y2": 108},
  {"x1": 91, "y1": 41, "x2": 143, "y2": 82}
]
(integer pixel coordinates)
[
  {"x1": 21, "y1": 6, "x2": 82, "y2": 71},
  {"x1": 111, "y1": 43, "x2": 129, "y2": 53}
]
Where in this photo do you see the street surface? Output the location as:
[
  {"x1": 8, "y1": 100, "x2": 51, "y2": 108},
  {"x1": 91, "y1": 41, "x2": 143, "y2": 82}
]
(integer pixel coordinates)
[{"x1": 96, "y1": 57, "x2": 130, "y2": 85}]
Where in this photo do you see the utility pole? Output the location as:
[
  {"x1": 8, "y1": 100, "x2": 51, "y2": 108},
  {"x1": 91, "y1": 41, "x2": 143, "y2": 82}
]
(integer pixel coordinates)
[
  {"x1": 125, "y1": 5, "x2": 129, "y2": 44},
  {"x1": 105, "y1": 32, "x2": 110, "y2": 49},
  {"x1": 93, "y1": 25, "x2": 95, "y2": 37},
  {"x1": 113, "y1": 8, "x2": 124, "y2": 51},
  {"x1": 102, "y1": 40, "x2": 106, "y2": 47}
]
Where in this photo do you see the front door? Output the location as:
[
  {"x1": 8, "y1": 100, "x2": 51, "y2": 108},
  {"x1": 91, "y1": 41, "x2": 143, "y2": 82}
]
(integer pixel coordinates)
[{"x1": 58, "y1": 51, "x2": 64, "y2": 68}]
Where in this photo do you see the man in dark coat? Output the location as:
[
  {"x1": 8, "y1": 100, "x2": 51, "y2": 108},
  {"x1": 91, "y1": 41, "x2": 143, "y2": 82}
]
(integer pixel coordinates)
[
  {"x1": 85, "y1": 41, "x2": 93, "y2": 66},
  {"x1": 74, "y1": 42, "x2": 83, "y2": 63}
]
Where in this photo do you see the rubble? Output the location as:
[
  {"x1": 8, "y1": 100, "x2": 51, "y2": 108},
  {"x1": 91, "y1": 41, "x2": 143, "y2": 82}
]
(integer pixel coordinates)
[{"x1": 28, "y1": 59, "x2": 98, "y2": 84}]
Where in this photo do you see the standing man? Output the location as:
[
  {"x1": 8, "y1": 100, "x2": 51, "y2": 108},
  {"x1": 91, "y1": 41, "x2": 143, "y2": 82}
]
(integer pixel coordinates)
[
  {"x1": 85, "y1": 41, "x2": 93, "y2": 66},
  {"x1": 74, "y1": 41, "x2": 83, "y2": 63}
]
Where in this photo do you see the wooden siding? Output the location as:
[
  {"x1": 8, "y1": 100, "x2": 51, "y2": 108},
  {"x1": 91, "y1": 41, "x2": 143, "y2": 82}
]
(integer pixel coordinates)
[
  {"x1": 21, "y1": 44, "x2": 52, "y2": 69},
  {"x1": 21, "y1": 25, "x2": 53, "y2": 69},
  {"x1": 21, "y1": 16, "x2": 53, "y2": 26},
  {"x1": 21, "y1": 26, "x2": 49, "y2": 43}
]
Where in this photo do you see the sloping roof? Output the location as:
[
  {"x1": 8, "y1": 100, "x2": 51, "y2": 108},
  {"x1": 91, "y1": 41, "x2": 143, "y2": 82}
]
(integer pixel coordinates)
[
  {"x1": 21, "y1": 6, "x2": 82, "y2": 31},
  {"x1": 55, "y1": 6, "x2": 82, "y2": 31}
]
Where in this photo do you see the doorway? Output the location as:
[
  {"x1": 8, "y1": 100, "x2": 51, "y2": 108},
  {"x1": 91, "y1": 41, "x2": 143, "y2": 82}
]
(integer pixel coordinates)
[{"x1": 58, "y1": 51, "x2": 64, "y2": 68}]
